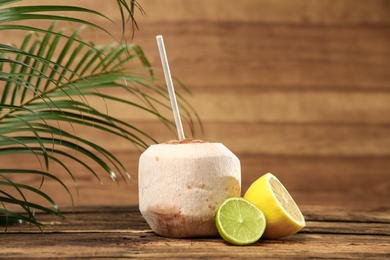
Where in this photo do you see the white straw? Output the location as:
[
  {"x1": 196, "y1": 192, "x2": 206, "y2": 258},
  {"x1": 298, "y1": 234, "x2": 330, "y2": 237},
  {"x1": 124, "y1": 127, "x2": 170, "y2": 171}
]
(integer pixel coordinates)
[{"x1": 156, "y1": 35, "x2": 185, "y2": 141}]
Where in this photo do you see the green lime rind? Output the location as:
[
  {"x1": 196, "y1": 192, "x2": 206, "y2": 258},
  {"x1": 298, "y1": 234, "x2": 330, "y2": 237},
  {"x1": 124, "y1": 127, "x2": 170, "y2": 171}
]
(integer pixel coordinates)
[{"x1": 215, "y1": 197, "x2": 266, "y2": 245}]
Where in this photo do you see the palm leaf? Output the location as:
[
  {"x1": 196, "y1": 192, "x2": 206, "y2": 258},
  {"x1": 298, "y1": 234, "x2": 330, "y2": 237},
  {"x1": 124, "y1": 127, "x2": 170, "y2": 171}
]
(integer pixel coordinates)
[{"x1": 0, "y1": 1, "x2": 201, "y2": 229}]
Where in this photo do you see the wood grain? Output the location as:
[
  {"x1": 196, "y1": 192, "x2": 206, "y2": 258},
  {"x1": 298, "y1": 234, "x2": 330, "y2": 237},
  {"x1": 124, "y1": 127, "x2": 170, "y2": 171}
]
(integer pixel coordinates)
[
  {"x1": 1, "y1": 206, "x2": 389, "y2": 259},
  {"x1": 136, "y1": 0, "x2": 390, "y2": 25},
  {"x1": 132, "y1": 22, "x2": 390, "y2": 90},
  {"x1": 1, "y1": 0, "x2": 389, "y2": 213},
  {"x1": 43, "y1": 121, "x2": 389, "y2": 155},
  {"x1": 1, "y1": 2, "x2": 389, "y2": 258},
  {"x1": 83, "y1": 89, "x2": 390, "y2": 124},
  {"x1": 2, "y1": 152, "x2": 389, "y2": 209}
]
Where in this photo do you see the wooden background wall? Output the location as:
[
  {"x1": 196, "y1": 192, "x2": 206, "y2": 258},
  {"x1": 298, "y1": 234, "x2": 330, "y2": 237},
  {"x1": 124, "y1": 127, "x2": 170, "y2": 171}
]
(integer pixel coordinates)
[{"x1": 2, "y1": 0, "x2": 389, "y2": 209}]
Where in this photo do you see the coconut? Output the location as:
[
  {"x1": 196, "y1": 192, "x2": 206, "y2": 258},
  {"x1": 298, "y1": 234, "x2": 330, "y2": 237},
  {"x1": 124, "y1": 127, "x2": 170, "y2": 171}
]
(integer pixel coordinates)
[{"x1": 138, "y1": 140, "x2": 241, "y2": 238}]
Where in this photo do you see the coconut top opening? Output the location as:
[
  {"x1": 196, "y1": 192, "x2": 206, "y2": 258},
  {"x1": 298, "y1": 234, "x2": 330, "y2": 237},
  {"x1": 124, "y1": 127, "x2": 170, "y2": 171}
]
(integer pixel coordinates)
[{"x1": 165, "y1": 138, "x2": 206, "y2": 144}]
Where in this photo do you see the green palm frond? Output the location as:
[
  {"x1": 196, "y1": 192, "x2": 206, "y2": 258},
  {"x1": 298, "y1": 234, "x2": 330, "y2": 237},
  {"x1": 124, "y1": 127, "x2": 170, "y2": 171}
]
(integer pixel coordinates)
[{"x1": 0, "y1": 1, "x2": 200, "y2": 228}]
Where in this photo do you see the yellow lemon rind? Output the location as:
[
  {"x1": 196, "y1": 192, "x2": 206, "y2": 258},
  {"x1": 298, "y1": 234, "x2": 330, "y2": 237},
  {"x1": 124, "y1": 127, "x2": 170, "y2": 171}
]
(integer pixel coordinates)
[{"x1": 244, "y1": 173, "x2": 305, "y2": 239}]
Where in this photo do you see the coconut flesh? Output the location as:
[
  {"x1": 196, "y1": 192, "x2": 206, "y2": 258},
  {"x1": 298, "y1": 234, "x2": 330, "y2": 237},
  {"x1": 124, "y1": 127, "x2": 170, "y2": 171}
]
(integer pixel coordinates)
[{"x1": 138, "y1": 140, "x2": 241, "y2": 238}]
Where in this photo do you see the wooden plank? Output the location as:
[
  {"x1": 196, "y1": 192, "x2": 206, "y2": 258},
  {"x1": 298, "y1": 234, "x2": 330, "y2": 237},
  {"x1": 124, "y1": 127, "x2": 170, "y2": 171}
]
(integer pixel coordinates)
[
  {"x1": 4, "y1": 206, "x2": 389, "y2": 233},
  {"x1": 239, "y1": 155, "x2": 390, "y2": 208},
  {"x1": 303, "y1": 221, "x2": 390, "y2": 236},
  {"x1": 107, "y1": 121, "x2": 390, "y2": 156},
  {"x1": 188, "y1": 90, "x2": 390, "y2": 124},
  {"x1": 132, "y1": 22, "x2": 390, "y2": 91},
  {"x1": 15, "y1": 121, "x2": 388, "y2": 156},
  {"x1": 1, "y1": 152, "x2": 389, "y2": 209},
  {"x1": 83, "y1": 89, "x2": 390, "y2": 124},
  {"x1": 1, "y1": 206, "x2": 390, "y2": 258},
  {"x1": 1, "y1": 232, "x2": 389, "y2": 258},
  {"x1": 12, "y1": 0, "x2": 389, "y2": 25},
  {"x1": 136, "y1": 0, "x2": 390, "y2": 25},
  {"x1": 201, "y1": 123, "x2": 390, "y2": 156},
  {"x1": 301, "y1": 206, "x2": 390, "y2": 223}
]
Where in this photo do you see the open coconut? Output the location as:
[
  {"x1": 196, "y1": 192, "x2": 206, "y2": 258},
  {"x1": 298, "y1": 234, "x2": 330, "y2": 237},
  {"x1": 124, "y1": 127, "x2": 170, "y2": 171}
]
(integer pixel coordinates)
[
  {"x1": 140, "y1": 36, "x2": 241, "y2": 237},
  {"x1": 138, "y1": 140, "x2": 241, "y2": 238}
]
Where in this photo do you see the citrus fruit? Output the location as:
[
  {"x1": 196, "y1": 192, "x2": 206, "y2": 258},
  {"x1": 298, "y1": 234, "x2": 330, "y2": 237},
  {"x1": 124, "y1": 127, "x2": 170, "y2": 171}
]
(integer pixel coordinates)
[
  {"x1": 215, "y1": 197, "x2": 266, "y2": 245},
  {"x1": 243, "y1": 173, "x2": 305, "y2": 239}
]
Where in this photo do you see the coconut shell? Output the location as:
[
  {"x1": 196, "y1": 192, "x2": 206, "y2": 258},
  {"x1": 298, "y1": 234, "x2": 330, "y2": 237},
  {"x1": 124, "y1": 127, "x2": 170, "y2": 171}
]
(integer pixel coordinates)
[{"x1": 138, "y1": 142, "x2": 241, "y2": 238}]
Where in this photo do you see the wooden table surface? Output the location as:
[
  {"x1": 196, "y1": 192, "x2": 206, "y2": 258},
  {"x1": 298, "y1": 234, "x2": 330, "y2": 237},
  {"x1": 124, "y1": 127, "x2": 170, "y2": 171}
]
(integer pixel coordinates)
[{"x1": 2, "y1": 205, "x2": 389, "y2": 259}]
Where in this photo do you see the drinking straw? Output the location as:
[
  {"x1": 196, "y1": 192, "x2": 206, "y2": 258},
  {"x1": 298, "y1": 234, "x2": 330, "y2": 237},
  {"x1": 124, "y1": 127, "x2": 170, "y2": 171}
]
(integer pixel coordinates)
[{"x1": 156, "y1": 35, "x2": 185, "y2": 141}]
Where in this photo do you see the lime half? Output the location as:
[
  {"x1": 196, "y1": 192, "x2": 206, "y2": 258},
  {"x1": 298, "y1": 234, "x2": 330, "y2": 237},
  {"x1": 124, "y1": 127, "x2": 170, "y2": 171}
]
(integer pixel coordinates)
[{"x1": 215, "y1": 197, "x2": 266, "y2": 245}]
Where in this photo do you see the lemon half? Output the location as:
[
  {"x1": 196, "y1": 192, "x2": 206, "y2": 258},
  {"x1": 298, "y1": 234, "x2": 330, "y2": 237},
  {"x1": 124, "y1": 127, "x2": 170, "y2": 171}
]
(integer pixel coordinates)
[{"x1": 243, "y1": 173, "x2": 305, "y2": 239}]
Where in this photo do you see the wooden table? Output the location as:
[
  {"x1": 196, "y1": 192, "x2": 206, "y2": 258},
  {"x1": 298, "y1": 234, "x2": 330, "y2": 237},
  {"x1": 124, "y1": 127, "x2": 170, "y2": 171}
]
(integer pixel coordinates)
[{"x1": 2, "y1": 205, "x2": 389, "y2": 259}]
